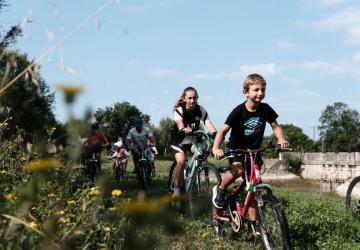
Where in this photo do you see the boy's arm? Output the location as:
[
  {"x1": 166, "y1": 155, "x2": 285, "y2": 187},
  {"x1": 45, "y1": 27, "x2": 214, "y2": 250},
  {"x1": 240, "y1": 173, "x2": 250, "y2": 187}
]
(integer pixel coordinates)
[
  {"x1": 212, "y1": 124, "x2": 231, "y2": 159},
  {"x1": 271, "y1": 120, "x2": 289, "y2": 148}
]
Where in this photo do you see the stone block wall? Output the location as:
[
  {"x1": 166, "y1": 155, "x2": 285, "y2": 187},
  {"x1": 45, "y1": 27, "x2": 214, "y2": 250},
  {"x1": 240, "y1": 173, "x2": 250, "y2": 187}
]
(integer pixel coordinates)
[{"x1": 282, "y1": 152, "x2": 360, "y2": 181}]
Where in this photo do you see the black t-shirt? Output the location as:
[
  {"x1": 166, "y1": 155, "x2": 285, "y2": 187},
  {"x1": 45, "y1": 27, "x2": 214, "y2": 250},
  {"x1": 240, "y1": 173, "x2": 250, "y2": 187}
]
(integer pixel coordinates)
[
  {"x1": 170, "y1": 103, "x2": 208, "y2": 146},
  {"x1": 225, "y1": 102, "x2": 278, "y2": 149}
]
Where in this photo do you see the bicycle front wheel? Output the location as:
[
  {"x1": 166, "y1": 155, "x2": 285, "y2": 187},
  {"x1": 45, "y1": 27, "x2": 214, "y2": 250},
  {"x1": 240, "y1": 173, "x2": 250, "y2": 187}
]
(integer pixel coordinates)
[
  {"x1": 190, "y1": 163, "x2": 221, "y2": 217},
  {"x1": 257, "y1": 194, "x2": 291, "y2": 250},
  {"x1": 346, "y1": 176, "x2": 360, "y2": 219}
]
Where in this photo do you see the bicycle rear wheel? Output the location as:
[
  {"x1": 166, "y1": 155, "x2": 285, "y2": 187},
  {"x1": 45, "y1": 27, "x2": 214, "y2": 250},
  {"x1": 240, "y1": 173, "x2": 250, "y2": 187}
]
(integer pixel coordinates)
[
  {"x1": 138, "y1": 160, "x2": 150, "y2": 190},
  {"x1": 86, "y1": 161, "x2": 97, "y2": 183},
  {"x1": 114, "y1": 162, "x2": 124, "y2": 183},
  {"x1": 256, "y1": 194, "x2": 291, "y2": 250},
  {"x1": 190, "y1": 163, "x2": 221, "y2": 217},
  {"x1": 346, "y1": 176, "x2": 360, "y2": 220}
]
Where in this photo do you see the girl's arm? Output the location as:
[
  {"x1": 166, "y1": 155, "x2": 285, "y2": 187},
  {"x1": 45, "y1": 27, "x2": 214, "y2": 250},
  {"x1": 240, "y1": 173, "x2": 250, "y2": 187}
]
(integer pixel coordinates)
[
  {"x1": 271, "y1": 120, "x2": 289, "y2": 148},
  {"x1": 205, "y1": 120, "x2": 217, "y2": 134},
  {"x1": 212, "y1": 124, "x2": 231, "y2": 159}
]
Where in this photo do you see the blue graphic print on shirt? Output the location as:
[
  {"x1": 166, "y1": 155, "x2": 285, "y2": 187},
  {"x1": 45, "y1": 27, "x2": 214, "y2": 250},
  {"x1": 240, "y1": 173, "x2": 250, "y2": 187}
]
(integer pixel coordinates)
[{"x1": 244, "y1": 117, "x2": 262, "y2": 136}]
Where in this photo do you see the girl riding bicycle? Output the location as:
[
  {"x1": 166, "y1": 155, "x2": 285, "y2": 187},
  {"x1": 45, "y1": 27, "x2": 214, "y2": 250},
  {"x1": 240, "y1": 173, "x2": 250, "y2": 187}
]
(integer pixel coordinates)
[
  {"x1": 212, "y1": 74, "x2": 289, "y2": 234},
  {"x1": 170, "y1": 86, "x2": 217, "y2": 197},
  {"x1": 111, "y1": 139, "x2": 129, "y2": 177}
]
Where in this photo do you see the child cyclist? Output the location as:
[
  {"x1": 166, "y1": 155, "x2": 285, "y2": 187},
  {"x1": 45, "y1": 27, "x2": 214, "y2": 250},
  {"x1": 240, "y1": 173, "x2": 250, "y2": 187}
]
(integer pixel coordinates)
[
  {"x1": 170, "y1": 86, "x2": 217, "y2": 197},
  {"x1": 212, "y1": 73, "x2": 289, "y2": 234},
  {"x1": 111, "y1": 138, "x2": 129, "y2": 176}
]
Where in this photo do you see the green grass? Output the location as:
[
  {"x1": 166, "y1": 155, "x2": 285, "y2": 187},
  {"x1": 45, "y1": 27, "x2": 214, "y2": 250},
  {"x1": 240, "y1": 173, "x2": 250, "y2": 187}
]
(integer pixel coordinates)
[{"x1": 2, "y1": 156, "x2": 360, "y2": 249}]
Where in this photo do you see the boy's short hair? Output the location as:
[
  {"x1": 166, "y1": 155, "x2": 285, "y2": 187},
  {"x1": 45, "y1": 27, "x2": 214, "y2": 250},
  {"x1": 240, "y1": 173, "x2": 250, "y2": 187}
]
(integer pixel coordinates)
[{"x1": 243, "y1": 74, "x2": 266, "y2": 92}]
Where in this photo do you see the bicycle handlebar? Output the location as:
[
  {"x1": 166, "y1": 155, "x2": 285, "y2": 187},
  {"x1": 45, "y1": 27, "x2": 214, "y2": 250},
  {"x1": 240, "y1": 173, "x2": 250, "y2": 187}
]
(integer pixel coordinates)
[{"x1": 221, "y1": 143, "x2": 292, "y2": 160}]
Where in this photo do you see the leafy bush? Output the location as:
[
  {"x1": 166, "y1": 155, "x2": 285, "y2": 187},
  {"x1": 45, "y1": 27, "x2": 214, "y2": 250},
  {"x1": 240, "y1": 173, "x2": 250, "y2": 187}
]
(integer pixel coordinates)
[{"x1": 283, "y1": 153, "x2": 303, "y2": 176}]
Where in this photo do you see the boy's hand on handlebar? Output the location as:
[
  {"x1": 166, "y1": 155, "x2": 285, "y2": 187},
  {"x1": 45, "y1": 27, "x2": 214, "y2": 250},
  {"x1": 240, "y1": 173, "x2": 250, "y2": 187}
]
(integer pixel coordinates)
[
  {"x1": 212, "y1": 148, "x2": 224, "y2": 159},
  {"x1": 183, "y1": 127, "x2": 192, "y2": 134},
  {"x1": 278, "y1": 140, "x2": 289, "y2": 148}
]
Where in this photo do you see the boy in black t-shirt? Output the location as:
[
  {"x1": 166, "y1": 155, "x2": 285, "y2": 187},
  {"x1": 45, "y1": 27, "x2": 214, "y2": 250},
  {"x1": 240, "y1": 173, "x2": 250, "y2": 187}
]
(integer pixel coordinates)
[{"x1": 212, "y1": 74, "x2": 288, "y2": 233}]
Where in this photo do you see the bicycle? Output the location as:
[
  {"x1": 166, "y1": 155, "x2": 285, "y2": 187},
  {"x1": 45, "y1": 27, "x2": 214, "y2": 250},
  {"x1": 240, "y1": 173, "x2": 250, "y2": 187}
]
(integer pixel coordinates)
[
  {"x1": 345, "y1": 175, "x2": 360, "y2": 220},
  {"x1": 136, "y1": 147, "x2": 155, "y2": 190},
  {"x1": 83, "y1": 145, "x2": 107, "y2": 183},
  {"x1": 168, "y1": 130, "x2": 221, "y2": 216},
  {"x1": 112, "y1": 154, "x2": 128, "y2": 183},
  {"x1": 211, "y1": 143, "x2": 292, "y2": 250},
  {"x1": 84, "y1": 151, "x2": 99, "y2": 183}
]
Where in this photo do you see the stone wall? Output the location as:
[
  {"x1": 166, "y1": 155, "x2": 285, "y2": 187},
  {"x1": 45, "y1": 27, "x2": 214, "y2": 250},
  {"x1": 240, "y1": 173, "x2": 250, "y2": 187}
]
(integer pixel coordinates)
[{"x1": 281, "y1": 152, "x2": 360, "y2": 182}]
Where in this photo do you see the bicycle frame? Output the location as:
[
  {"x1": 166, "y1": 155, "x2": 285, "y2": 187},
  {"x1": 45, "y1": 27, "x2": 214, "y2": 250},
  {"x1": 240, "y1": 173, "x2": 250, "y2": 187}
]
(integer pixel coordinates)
[
  {"x1": 214, "y1": 146, "x2": 278, "y2": 223},
  {"x1": 171, "y1": 130, "x2": 213, "y2": 193}
]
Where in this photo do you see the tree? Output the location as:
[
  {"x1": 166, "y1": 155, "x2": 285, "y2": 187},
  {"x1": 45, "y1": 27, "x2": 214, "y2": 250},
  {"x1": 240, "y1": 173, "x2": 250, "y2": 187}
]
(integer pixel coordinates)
[
  {"x1": 0, "y1": 1, "x2": 65, "y2": 146},
  {"x1": 318, "y1": 102, "x2": 360, "y2": 152},
  {"x1": 152, "y1": 117, "x2": 173, "y2": 156},
  {"x1": 262, "y1": 123, "x2": 313, "y2": 157},
  {"x1": 0, "y1": 53, "x2": 65, "y2": 144},
  {"x1": 94, "y1": 101, "x2": 150, "y2": 143}
]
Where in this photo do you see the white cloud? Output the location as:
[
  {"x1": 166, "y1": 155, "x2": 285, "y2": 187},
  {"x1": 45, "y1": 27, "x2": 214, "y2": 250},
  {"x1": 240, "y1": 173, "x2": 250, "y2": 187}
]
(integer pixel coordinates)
[
  {"x1": 147, "y1": 69, "x2": 179, "y2": 77},
  {"x1": 295, "y1": 89, "x2": 321, "y2": 97},
  {"x1": 303, "y1": 0, "x2": 346, "y2": 7},
  {"x1": 352, "y1": 52, "x2": 360, "y2": 62},
  {"x1": 277, "y1": 41, "x2": 300, "y2": 50},
  {"x1": 300, "y1": 60, "x2": 360, "y2": 75},
  {"x1": 190, "y1": 71, "x2": 242, "y2": 81},
  {"x1": 298, "y1": 6, "x2": 360, "y2": 44},
  {"x1": 239, "y1": 63, "x2": 281, "y2": 76}
]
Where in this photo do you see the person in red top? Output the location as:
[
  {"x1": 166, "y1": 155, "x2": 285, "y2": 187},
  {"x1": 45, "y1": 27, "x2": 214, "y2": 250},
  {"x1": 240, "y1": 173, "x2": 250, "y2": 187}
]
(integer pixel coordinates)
[{"x1": 83, "y1": 122, "x2": 109, "y2": 173}]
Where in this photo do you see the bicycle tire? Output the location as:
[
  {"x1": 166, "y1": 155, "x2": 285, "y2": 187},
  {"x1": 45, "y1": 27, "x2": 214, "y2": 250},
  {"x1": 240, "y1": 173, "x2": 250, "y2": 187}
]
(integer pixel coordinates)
[
  {"x1": 87, "y1": 161, "x2": 97, "y2": 183},
  {"x1": 346, "y1": 176, "x2": 360, "y2": 220},
  {"x1": 189, "y1": 163, "x2": 221, "y2": 217},
  {"x1": 137, "y1": 160, "x2": 150, "y2": 190},
  {"x1": 256, "y1": 194, "x2": 291, "y2": 250},
  {"x1": 167, "y1": 161, "x2": 177, "y2": 194},
  {"x1": 114, "y1": 161, "x2": 123, "y2": 183}
]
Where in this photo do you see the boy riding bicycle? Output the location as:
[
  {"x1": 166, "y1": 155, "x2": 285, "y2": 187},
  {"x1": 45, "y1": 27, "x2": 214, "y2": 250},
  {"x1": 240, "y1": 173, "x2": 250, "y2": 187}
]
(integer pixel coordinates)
[{"x1": 212, "y1": 73, "x2": 288, "y2": 234}]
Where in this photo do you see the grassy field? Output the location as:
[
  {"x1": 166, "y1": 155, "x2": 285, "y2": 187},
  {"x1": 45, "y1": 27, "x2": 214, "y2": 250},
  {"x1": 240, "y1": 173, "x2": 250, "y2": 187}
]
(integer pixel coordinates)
[{"x1": 1, "y1": 155, "x2": 360, "y2": 249}]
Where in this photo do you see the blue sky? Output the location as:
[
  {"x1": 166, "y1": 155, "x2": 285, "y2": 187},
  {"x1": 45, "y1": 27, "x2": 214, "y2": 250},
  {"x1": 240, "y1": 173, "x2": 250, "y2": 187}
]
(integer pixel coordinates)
[{"x1": 1, "y1": 0, "x2": 360, "y2": 140}]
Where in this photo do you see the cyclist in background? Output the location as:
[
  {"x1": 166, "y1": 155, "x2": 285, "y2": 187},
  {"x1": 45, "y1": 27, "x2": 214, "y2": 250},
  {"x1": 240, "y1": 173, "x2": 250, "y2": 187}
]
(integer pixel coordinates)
[
  {"x1": 83, "y1": 122, "x2": 109, "y2": 173},
  {"x1": 170, "y1": 86, "x2": 217, "y2": 197},
  {"x1": 212, "y1": 74, "x2": 288, "y2": 234},
  {"x1": 126, "y1": 118, "x2": 157, "y2": 173},
  {"x1": 111, "y1": 138, "x2": 129, "y2": 177}
]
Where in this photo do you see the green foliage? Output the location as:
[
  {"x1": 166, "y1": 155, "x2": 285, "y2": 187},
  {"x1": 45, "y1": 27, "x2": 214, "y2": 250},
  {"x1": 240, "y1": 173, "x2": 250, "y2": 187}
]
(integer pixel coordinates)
[
  {"x1": 282, "y1": 153, "x2": 303, "y2": 176},
  {"x1": 94, "y1": 101, "x2": 150, "y2": 142},
  {"x1": 318, "y1": 102, "x2": 360, "y2": 152},
  {"x1": 0, "y1": 52, "x2": 65, "y2": 145},
  {"x1": 152, "y1": 117, "x2": 173, "y2": 156},
  {"x1": 262, "y1": 123, "x2": 314, "y2": 157},
  {"x1": 276, "y1": 189, "x2": 360, "y2": 249}
]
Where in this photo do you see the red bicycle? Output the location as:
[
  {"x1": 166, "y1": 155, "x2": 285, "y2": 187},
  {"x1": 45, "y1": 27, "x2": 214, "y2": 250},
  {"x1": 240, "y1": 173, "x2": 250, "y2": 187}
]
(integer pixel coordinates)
[{"x1": 211, "y1": 143, "x2": 292, "y2": 250}]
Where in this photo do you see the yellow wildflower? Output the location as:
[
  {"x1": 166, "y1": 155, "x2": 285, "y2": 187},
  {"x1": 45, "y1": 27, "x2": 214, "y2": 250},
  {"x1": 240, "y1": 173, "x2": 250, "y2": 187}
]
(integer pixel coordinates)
[
  {"x1": 108, "y1": 207, "x2": 117, "y2": 212},
  {"x1": 56, "y1": 84, "x2": 83, "y2": 104},
  {"x1": 88, "y1": 186, "x2": 100, "y2": 196},
  {"x1": 4, "y1": 193, "x2": 16, "y2": 203},
  {"x1": 27, "y1": 158, "x2": 60, "y2": 172},
  {"x1": 0, "y1": 170, "x2": 7, "y2": 174},
  {"x1": 56, "y1": 210, "x2": 65, "y2": 215},
  {"x1": 111, "y1": 189, "x2": 122, "y2": 197},
  {"x1": 103, "y1": 226, "x2": 111, "y2": 233},
  {"x1": 74, "y1": 230, "x2": 82, "y2": 236},
  {"x1": 31, "y1": 207, "x2": 36, "y2": 211},
  {"x1": 47, "y1": 193, "x2": 55, "y2": 198},
  {"x1": 67, "y1": 200, "x2": 76, "y2": 205},
  {"x1": 29, "y1": 221, "x2": 38, "y2": 229},
  {"x1": 59, "y1": 217, "x2": 70, "y2": 224}
]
